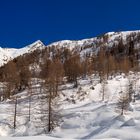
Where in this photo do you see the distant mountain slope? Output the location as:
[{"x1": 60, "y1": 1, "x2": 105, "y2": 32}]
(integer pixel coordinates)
[
  {"x1": 1, "y1": 30, "x2": 140, "y2": 66},
  {"x1": 0, "y1": 40, "x2": 45, "y2": 66},
  {"x1": 47, "y1": 30, "x2": 140, "y2": 57}
]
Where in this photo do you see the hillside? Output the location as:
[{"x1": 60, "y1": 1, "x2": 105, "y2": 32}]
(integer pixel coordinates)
[
  {"x1": 0, "y1": 30, "x2": 140, "y2": 67},
  {"x1": 0, "y1": 30, "x2": 140, "y2": 139}
]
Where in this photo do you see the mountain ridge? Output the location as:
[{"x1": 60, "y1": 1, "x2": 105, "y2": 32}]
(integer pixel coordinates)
[{"x1": 0, "y1": 30, "x2": 140, "y2": 66}]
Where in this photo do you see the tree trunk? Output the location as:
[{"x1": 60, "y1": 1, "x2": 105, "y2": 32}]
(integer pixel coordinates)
[
  {"x1": 121, "y1": 106, "x2": 123, "y2": 116},
  {"x1": 14, "y1": 97, "x2": 17, "y2": 129},
  {"x1": 28, "y1": 95, "x2": 31, "y2": 121},
  {"x1": 48, "y1": 87, "x2": 52, "y2": 132}
]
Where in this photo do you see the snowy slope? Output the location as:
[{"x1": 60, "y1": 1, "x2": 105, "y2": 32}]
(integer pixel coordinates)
[
  {"x1": 48, "y1": 30, "x2": 140, "y2": 50},
  {"x1": 0, "y1": 40, "x2": 45, "y2": 66},
  {"x1": 0, "y1": 30, "x2": 140, "y2": 67},
  {"x1": 47, "y1": 30, "x2": 140, "y2": 59},
  {"x1": 0, "y1": 136, "x2": 120, "y2": 140},
  {"x1": 1, "y1": 30, "x2": 140, "y2": 140},
  {"x1": 0, "y1": 73, "x2": 140, "y2": 139}
]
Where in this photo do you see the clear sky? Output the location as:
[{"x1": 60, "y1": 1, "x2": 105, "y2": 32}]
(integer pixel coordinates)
[{"x1": 0, "y1": 0, "x2": 140, "y2": 48}]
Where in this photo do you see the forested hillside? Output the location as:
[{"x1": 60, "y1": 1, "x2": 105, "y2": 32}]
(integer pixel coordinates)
[{"x1": 0, "y1": 31, "x2": 140, "y2": 139}]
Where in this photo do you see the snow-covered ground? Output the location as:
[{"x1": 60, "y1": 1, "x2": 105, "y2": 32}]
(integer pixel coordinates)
[
  {"x1": 0, "y1": 73, "x2": 140, "y2": 139},
  {"x1": 0, "y1": 136, "x2": 120, "y2": 140}
]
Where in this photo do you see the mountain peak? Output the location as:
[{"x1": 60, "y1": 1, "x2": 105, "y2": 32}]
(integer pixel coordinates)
[
  {"x1": 0, "y1": 40, "x2": 46, "y2": 67},
  {"x1": 27, "y1": 40, "x2": 45, "y2": 48},
  {"x1": 25, "y1": 40, "x2": 45, "y2": 52}
]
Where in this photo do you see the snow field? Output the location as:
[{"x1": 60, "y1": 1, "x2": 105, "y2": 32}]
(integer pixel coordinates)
[{"x1": 0, "y1": 73, "x2": 140, "y2": 139}]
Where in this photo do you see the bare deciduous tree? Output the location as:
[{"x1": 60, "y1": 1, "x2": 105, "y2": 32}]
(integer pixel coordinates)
[{"x1": 117, "y1": 91, "x2": 130, "y2": 115}]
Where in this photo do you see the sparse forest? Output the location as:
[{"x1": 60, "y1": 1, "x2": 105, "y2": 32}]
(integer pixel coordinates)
[{"x1": 0, "y1": 31, "x2": 140, "y2": 136}]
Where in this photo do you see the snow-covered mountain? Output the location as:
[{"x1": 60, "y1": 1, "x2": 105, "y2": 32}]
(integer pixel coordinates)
[
  {"x1": 0, "y1": 40, "x2": 45, "y2": 66},
  {"x1": 1, "y1": 30, "x2": 140, "y2": 67},
  {"x1": 47, "y1": 30, "x2": 140, "y2": 58},
  {"x1": 48, "y1": 30, "x2": 140, "y2": 50}
]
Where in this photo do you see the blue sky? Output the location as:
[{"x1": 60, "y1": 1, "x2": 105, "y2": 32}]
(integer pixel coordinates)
[{"x1": 0, "y1": 0, "x2": 140, "y2": 48}]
